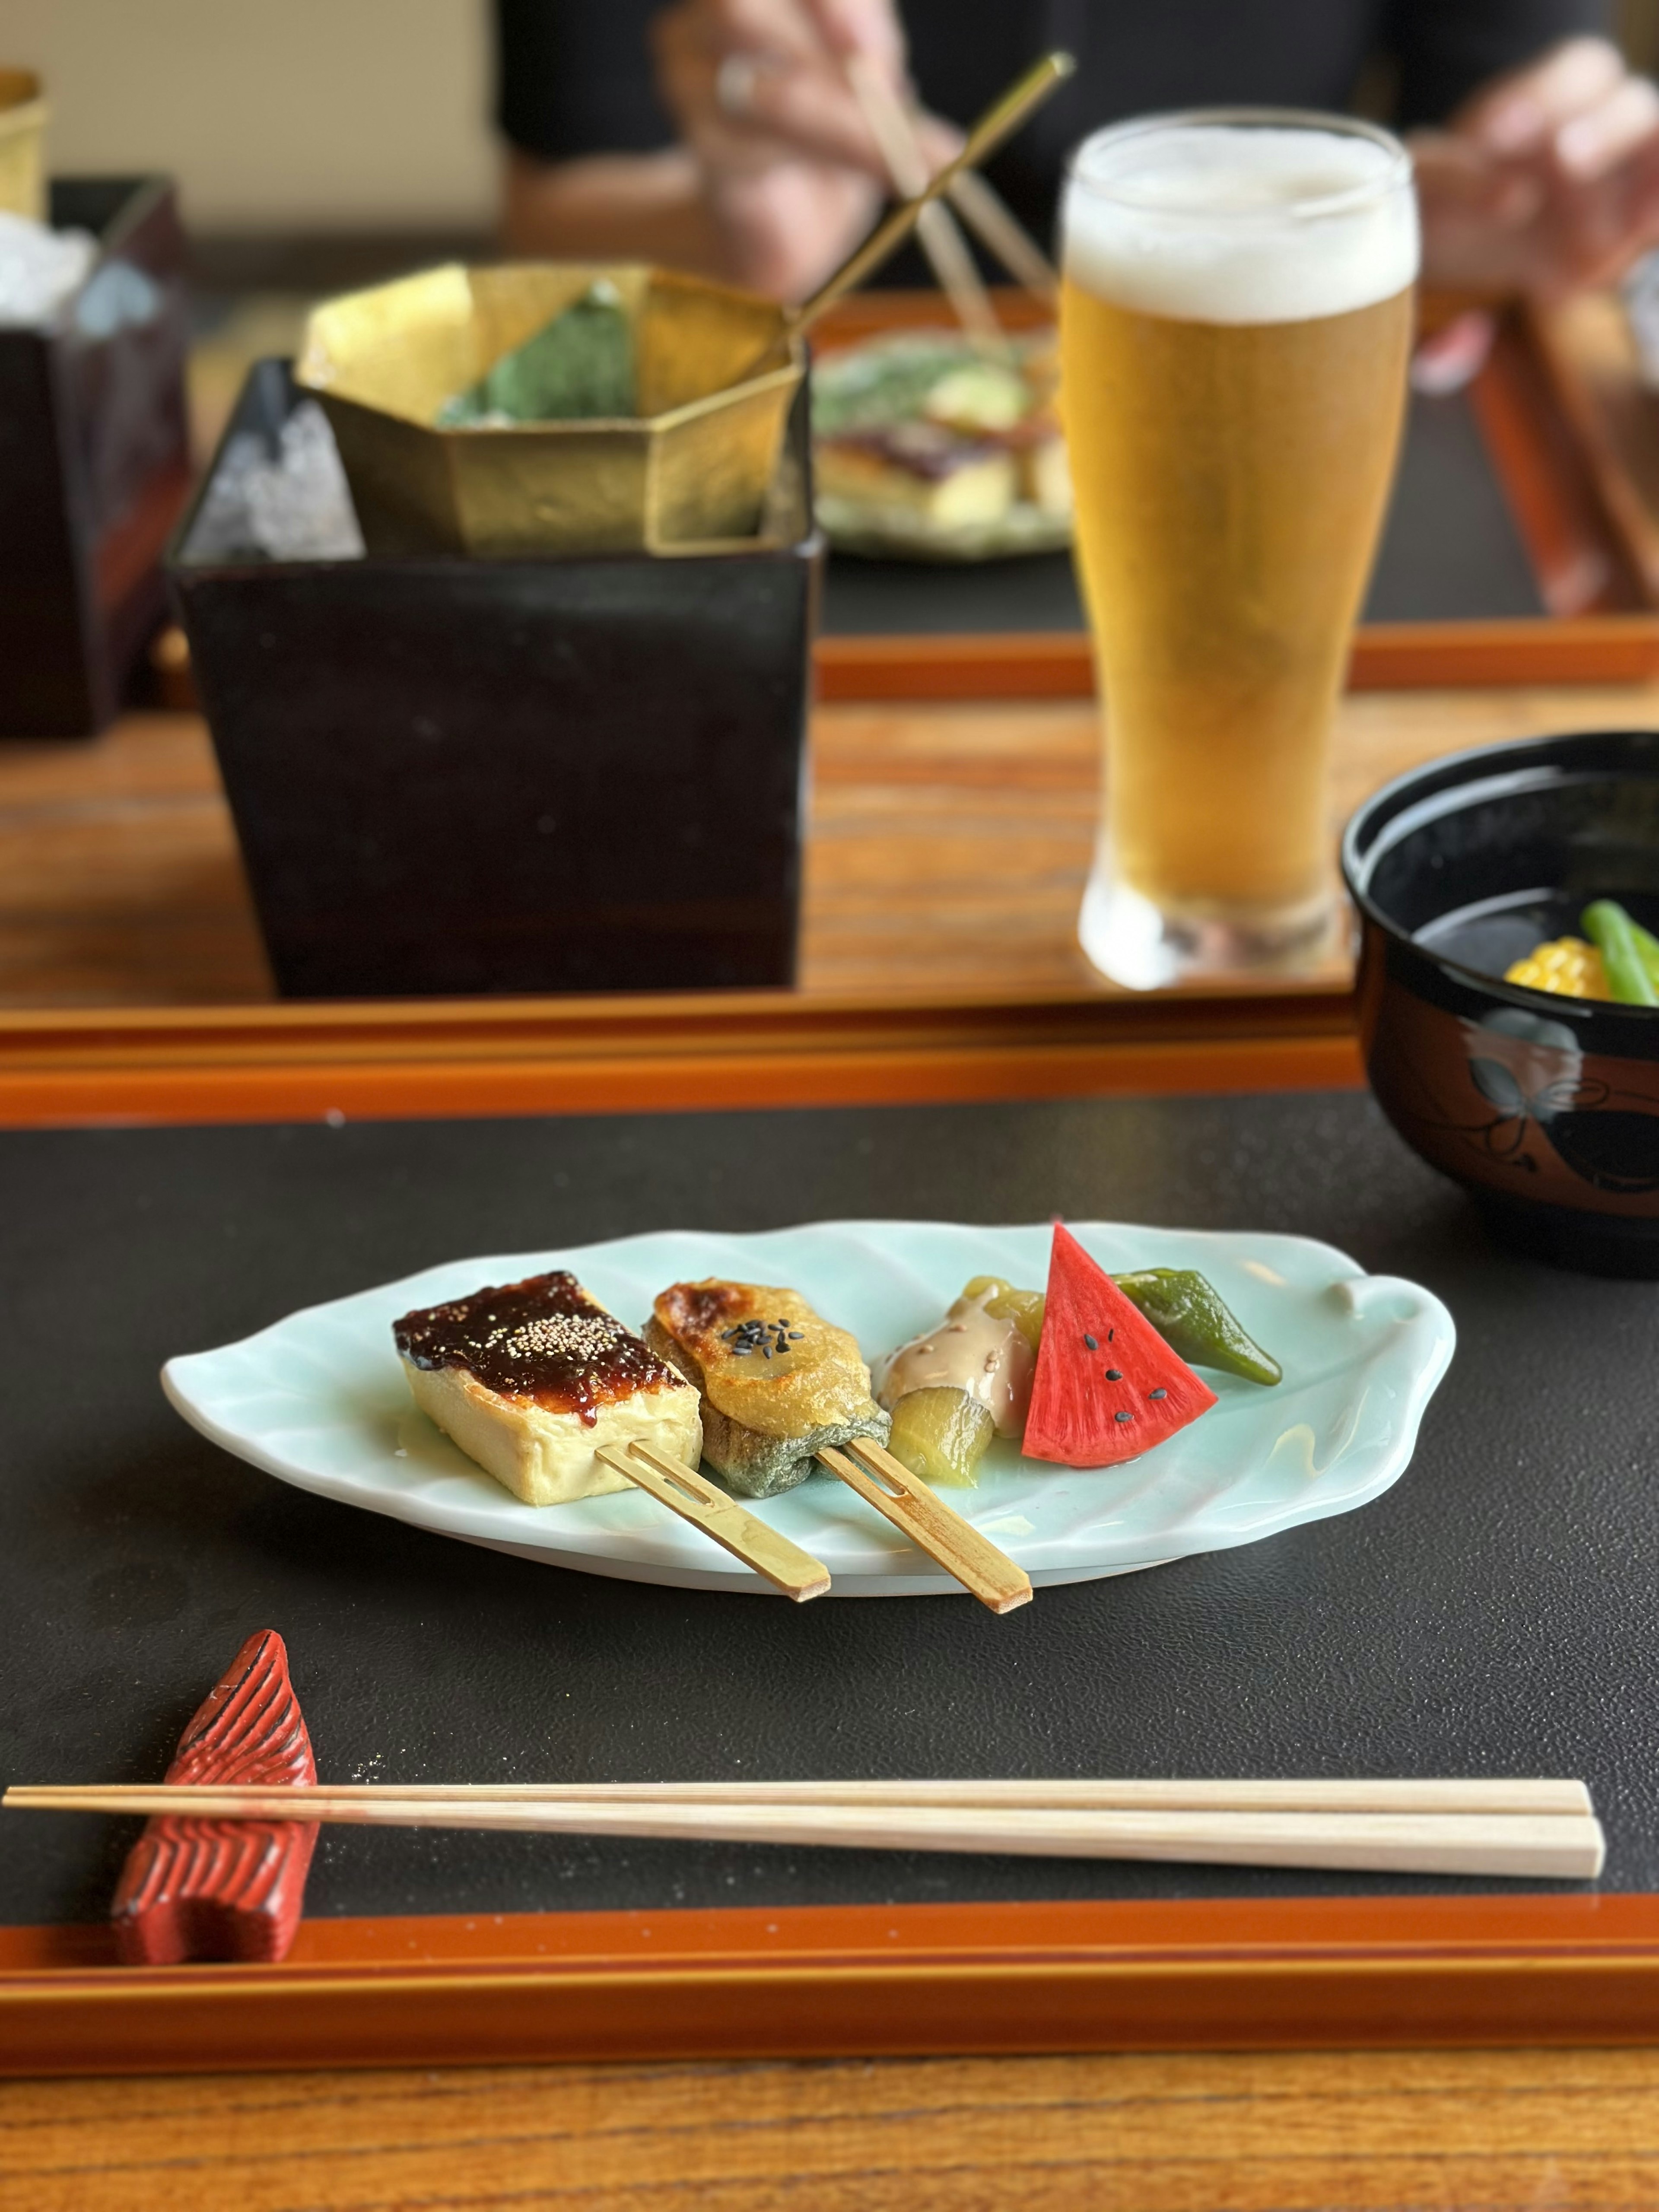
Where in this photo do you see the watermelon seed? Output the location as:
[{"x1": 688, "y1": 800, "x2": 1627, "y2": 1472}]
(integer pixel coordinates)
[
  {"x1": 1114, "y1": 1410, "x2": 1133, "y2": 1424},
  {"x1": 1148, "y1": 1388, "x2": 1167, "y2": 1400},
  {"x1": 1106, "y1": 1368, "x2": 1122, "y2": 1381},
  {"x1": 1083, "y1": 1333, "x2": 1097, "y2": 1351}
]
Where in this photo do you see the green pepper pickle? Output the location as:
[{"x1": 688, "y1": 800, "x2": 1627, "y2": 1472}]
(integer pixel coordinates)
[{"x1": 1111, "y1": 1269, "x2": 1282, "y2": 1386}]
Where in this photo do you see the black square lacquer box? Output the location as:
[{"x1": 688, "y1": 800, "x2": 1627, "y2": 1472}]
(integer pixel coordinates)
[
  {"x1": 0, "y1": 177, "x2": 191, "y2": 737},
  {"x1": 169, "y1": 361, "x2": 821, "y2": 999}
]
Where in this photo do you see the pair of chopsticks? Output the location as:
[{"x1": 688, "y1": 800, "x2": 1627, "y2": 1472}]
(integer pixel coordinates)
[
  {"x1": 4, "y1": 1777, "x2": 1603, "y2": 1878},
  {"x1": 845, "y1": 53, "x2": 1057, "y2": 351},
  {"x1": 741, "y1": 52, "x2": 1073, "y2": 378},
  {"x1": 595, "y1": 1437, "x2": 1031, "y2": 1614}
]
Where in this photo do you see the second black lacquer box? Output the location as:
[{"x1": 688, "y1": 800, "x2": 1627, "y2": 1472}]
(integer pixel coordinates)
[
  {"x1": 0, "y1": 177, "x2": 191, "y2": 737},
  {"x1": 168, "y1": 361, "x2": 820, "y2": 999}
]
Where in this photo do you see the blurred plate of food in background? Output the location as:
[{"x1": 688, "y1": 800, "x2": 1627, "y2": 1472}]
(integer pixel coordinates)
[{"x1": 812, "y1": 328, "x2": 1072, "y2": 561}]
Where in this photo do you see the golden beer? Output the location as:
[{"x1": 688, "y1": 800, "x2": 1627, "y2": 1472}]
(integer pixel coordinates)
[{"x1": 1061, "y1": 114, "x2": 1419, "y2": 985}]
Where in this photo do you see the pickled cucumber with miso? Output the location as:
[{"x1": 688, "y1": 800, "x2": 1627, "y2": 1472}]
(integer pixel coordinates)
[
  {"x1": 888, "y1": 1388, "x2": 996, "y2": 1489},
  {"x1": 873, "y1": 1277, "x2": 1040, "y2": 1486}
]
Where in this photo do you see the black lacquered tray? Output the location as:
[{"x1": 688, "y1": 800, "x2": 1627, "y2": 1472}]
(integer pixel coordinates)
[
  {"x1": 3, "y1": 1087, "x2": 1656, "y2": 1942},
  {"x1": 820, "y1": 384, "x2": 1545, "y2": 637}
]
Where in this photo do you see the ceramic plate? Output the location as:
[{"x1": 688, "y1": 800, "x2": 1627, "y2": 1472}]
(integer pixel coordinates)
[
  {"x1": 817, "y1": 493, "x2": 1072, "y2": 562},
  {"x1": 162, "y1": 1220, "x2": 1455, "y2": 1598}
]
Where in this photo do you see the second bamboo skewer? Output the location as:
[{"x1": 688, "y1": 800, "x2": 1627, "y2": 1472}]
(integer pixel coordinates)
[
  {"x1": 817, "y1": 1437, "x2": 1032, "y2": 1612},
  {"x1": 595, "y1": 1441, "x2": 829, "y2": 1601}
]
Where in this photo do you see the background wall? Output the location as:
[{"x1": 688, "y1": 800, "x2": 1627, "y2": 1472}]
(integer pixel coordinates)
[
  {"x1": 3, "y1": 0, "x2": 497, "y2": 233},
  {"x1": 7, "y1": 0, "x2": 1659, "y2": 240}
]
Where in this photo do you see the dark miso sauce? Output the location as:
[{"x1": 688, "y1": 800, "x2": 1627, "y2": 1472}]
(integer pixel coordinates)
[{"x1": 394, "y1": 1271, "x2": 675, "y2": 1425}]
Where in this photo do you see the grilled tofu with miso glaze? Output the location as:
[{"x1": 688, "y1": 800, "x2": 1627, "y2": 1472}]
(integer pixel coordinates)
[{"x1": 394, "y1": 1270, "x2": 702, "y2": 1507}]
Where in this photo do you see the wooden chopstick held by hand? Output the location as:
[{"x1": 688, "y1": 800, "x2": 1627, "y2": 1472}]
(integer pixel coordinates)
[
  {"x1": 847, "y1": 57, "x2": 1058, "y2": 311},
  {"x1": 845, "y1": 54, "x2": 1006, "y2": 351},
  {"x1": 786, "y1": 52, "x2": 1075, "y2": 342},
  {"x1": 5, "y1": 1783, "x2": 1605, "y2": 1878},
  {"x1": 944, "y1": 168, "x2": 1059, "y2": 300}
]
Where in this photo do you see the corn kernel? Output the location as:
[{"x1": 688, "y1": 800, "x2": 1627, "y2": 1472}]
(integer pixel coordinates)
[{"x1": 1503, "y1": 937, "x2": 1610, "y2": 1000}]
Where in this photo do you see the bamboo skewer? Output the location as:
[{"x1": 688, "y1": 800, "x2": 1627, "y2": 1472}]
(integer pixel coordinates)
[
  {"x1": 594, "y1": 1441, "x2": 830, "y2": 1601},
  {"x1": 816, "y1": 1438, "x2": 1032, "y2": 1613},
  {"x1": 3, "y1": 1786, "x2": 1605, "y2": 1878}
]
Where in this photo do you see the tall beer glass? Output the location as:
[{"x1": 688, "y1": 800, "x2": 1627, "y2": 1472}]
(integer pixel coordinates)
[{"x1": 1062, "y1": 112, "x2": 1419, "y2": 986}]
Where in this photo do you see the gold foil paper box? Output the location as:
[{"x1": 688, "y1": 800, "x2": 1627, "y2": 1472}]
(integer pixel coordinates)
[
  {"x1": 295, "y1": 262, "x2": 804, "y2": 558},
  {"x1": 0, "y1": 70, "x2": 46, "y2": 222}
]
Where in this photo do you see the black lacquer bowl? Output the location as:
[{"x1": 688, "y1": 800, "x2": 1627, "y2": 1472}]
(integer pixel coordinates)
[{"x1": 1342, "y1": 728, "x2": 1659, "y2": 1275}]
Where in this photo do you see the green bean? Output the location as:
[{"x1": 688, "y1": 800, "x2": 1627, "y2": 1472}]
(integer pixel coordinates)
[
  {"x1": 1112, "y1": 1268, "x2": 1282, "y2": 1386},
  {"x1": 1581, "y1": 901, "x2": 1659, "y2": 1007},
  {"x1": 1628, "y1": 914, "x2": 1659, "y2": 995}
]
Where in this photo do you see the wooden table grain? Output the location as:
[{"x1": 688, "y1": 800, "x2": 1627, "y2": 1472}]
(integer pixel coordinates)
[
  {"x1": 4, "y1": 2047, "x2": 1658, "y2": 2209},
  {"x1": 4, "y1": 680, "x2": 1659, "y2": 1011}
]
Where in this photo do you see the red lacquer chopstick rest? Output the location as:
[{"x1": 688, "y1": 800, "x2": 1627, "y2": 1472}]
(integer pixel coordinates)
[{"x1": 110, "y1": 1628, "x2": 318, "y2": 1965}]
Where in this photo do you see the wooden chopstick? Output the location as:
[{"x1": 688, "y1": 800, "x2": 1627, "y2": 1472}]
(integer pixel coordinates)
[
  {"x1": 4, "y1": 1787, "x2": 1604, "y2": 1877},
  {"x1": 791, "y1": 54, "x2": 1074, "y2": 337},
  {"x1": 816, "y1": 1437, "x2": 1033, "y2": 1613},
  {"x1": 943, "y1": 168, "x2": 1059, "y2": 301},
  {"x1": 846, "y1": 55, "x2": 1007, "y2": 353},
  {"x1": 7, "y1": 1777, "x2": 1589, "y2": 1810},
  {"x1": 594, "y1": 1441, "x2": 830, "y2": 1600},
  {"x1": 847, "y1": 62, "x2": 1060, "y2": 313}
]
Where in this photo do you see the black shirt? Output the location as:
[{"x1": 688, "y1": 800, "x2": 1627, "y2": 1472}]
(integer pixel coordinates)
[{"x1": 497, "y1": 0, "x2": 1612, "y2": 253}]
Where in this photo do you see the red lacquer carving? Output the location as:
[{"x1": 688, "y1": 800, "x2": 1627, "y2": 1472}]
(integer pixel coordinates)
[{"x1": 110, "y1": 1629, "x2": 318, "y2": 1965}]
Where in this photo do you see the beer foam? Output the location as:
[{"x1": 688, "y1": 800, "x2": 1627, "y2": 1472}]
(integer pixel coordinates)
[{"x1": 1063, "y1": 123, "x2": 1419, "y2": 324}]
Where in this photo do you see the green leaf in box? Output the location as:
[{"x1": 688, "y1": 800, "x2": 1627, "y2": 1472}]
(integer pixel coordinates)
[
  {"x1": 437, "y1": 280, "x2": 635, "y2": 427},
  {"x1": 294, "y1": 263, "x2": 803, "y2": 557}
]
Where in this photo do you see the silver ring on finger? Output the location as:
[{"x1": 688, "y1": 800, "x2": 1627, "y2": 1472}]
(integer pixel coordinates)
[{"x1": 715, "y1": 51, "x2": 763, "y2": 121}]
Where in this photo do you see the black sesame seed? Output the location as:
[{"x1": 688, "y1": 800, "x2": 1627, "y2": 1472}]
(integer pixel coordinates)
[
  {"x1": 1083, "y1": 1333, "x2": 1097, "y2": 1351},
  {"x1": 1149, "y1": 1387, "x2": 1167, "y2": 1400},
  {"x1": 1108, "y1": 1328, "x2": 1115, "y2": 1341},
  {"x1": 1114, "y1": 1409, "x2": 1133, "y2": 1423},
  {"x1": 1106, "y1": 1368, "x2": 1122, "y2": 1382}
]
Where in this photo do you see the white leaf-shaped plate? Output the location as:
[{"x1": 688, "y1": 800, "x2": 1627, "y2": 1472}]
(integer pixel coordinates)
[{"x1": 162, "y1": 1220, "x2": 1454, "y2": 1598}]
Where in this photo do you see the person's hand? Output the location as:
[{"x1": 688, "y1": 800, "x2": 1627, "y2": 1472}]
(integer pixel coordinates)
[
  {"x1": 651, "y1": 0, "x2": 959, "y2": 299},
  {"x1": 1412, "y1": 38, "x2": 1659, "y2": 298}
]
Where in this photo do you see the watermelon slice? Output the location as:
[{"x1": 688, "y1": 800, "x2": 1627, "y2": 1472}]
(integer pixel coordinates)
[{"x1": 1024, "y1": 1224, "x2": 1217, "y2": 1467}]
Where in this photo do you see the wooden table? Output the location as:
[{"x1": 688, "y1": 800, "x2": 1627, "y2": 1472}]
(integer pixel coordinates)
[
  {"x1": 6, "y1": 682, "x2": 1659, "y2": 1013},
  {"x1": 5, "y1": 675, "x2": 1659, "y2": 1126},
  {"x1": 7, "y1": 2047, "x2": 1659, "y2": 2207}
]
